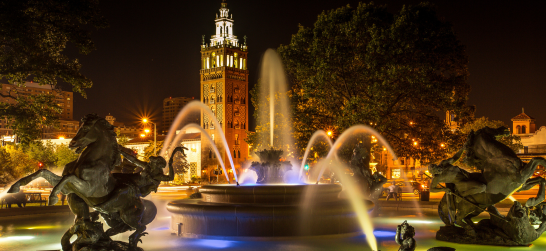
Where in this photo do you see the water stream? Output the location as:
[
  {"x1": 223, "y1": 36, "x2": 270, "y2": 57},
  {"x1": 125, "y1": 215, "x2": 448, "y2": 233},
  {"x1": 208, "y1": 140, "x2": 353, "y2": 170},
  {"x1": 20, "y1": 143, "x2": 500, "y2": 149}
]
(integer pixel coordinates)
[
  {"x1": 298, "y1": 130, "x2": 334, "y2": 181},
  {"x1": 160, "y1": 101, "x2": 238, "y2": 183},
  {"x1": 168, "y1": 123, "x2": 231, "y2": 183}
]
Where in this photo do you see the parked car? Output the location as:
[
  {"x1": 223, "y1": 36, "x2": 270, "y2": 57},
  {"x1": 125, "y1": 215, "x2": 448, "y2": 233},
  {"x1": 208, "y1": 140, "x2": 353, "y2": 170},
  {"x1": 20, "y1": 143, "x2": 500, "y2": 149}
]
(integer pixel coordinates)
[{"x1": 381, "y1": 179, "x2": 427, "y2": 197}]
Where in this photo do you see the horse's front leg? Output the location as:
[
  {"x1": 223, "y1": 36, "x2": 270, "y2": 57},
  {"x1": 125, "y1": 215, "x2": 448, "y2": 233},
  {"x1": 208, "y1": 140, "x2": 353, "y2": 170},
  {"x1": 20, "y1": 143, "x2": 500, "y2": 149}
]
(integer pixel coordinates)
[
  {"x1": 520, "y1": 157, "x2": 546, "y2": 181},
  {"x1": 50, "y1": 175, "x2": 91, "y2": 206},
  {"x1": 521, "y1": 177, "x2": 546, "y2": 207},
  {"x1": 8, "y1": 169, "x2": 61, "y2": 193}
]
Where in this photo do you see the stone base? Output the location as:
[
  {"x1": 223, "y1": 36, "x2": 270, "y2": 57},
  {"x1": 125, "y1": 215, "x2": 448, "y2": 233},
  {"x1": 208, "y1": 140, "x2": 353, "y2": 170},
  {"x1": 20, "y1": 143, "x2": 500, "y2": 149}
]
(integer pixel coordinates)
[
  {"x1": 436, "y1": 224, "x2": 529, "y2": 247},
  {"x1": 167, "y1": 184, "x2": 374, "y2": 238}
]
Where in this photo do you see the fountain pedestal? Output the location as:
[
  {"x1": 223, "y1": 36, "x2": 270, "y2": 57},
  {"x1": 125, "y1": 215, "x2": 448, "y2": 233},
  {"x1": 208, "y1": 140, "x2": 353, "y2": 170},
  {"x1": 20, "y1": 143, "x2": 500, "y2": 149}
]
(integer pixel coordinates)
[{"x1": 167, "y1": 184, "x2": 373, "y2": 239}]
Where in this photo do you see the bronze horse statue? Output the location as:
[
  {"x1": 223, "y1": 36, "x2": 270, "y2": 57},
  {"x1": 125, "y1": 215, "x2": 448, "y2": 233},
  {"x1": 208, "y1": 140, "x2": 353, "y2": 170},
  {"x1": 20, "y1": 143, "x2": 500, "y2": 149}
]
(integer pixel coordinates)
[
  {"x1": 435, "y1": 127, "x2": 546, "y2": 235},
  {"x1": 8, "y1": 114, "x2": 168, "y2": 248}
]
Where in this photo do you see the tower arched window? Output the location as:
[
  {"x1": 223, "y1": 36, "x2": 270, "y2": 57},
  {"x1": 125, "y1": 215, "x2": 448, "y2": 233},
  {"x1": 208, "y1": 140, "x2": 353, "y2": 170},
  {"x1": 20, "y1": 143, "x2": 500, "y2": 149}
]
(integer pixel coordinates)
[
  {"x1": 522, "y1": 125, "x2": 527, "y2": 134},
  {"x1": 238, "y1": 150, "x2": 241, "y2": 159},
  {"x1": 211, "y1": 52, "x2": 216, "y2": 68},
  {"x1": 516, "y1": 125, "x2": 521, "y2": 134},
  {"x1": 233, "y1": 150, "x2": 237, "y2": 158}
]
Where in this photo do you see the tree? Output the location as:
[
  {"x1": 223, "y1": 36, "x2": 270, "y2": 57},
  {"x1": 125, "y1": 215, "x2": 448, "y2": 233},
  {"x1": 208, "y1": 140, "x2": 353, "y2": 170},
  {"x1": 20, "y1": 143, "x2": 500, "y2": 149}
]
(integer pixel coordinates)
[
  {"x1": 0, "y1": 147, "x2": 16, "y2": 184},
  {"x1": 245, "y1": 80, "x2": 295, "y2": 157},
  {"x1": 54, "y1": 143, "x2": 78, "y2": 170},
  {"x1": 171, "y1": 147, "x2": 190, "y2": 176},
  {"x1": 3, "y1": 144, "x2": 37, "y2": 181},
  {"x1": 115, "y1": 129, "x2": 130, "y2": 147},
  {"x1": 26, "y1": 141, "x2": 56, "y2": 168},
  {"x1": 0, "y1": 0, "x2": 107, "y2": 143},
  {"x1": 142, "y1": 140, "x2": 164, "y2": 162},
  {"x1": 457, "y1": 116, "x2": 523, "y2": 153},
  {"x1": 0, "y1": 95, "x2": 62, "y2": 145},
  {"x1": 278, "y1": 2, "x2": 472, "y2": 164}
]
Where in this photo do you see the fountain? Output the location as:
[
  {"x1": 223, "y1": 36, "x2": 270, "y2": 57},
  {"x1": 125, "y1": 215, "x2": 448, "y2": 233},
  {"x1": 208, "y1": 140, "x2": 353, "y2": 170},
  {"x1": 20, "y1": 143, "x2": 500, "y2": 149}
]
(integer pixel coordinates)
[{"x1": 166, "y1": 50, "x2": 394, "y2": 251}]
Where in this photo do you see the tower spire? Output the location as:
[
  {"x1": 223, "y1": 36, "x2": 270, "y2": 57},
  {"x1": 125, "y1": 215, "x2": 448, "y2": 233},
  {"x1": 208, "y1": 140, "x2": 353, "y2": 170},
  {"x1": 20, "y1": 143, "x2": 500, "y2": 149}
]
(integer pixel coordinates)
[{"x1": 211, "y1": 0, "x2": 238, "y2": 46}]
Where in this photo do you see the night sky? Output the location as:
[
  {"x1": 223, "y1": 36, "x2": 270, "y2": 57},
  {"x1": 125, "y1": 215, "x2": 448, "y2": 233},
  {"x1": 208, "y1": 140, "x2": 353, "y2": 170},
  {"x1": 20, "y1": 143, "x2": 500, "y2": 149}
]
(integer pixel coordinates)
[{"x1": 67, "y1": 0, "x2": 546, "y2": 132}]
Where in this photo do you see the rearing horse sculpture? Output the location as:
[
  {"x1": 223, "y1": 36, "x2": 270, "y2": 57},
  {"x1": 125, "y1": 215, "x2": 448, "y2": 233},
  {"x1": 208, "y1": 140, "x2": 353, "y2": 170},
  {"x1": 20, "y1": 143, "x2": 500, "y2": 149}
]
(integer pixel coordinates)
[
  {"x1": 435, "y1": 126, "x2": 546, "y2": 235},
  {"x1": 49, "y1": 113, "x2": 120, "y2": 206},
  {"x1": 8, "y1": 114, "x2": 161, "y2": 247}
]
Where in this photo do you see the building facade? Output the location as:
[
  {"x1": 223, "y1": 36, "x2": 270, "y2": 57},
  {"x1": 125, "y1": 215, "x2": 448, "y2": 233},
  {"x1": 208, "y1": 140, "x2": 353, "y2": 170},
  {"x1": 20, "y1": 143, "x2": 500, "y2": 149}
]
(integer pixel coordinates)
[
  {"x1": 199, "y1": 0, "x2": 249, "y2": 182},
  {"x1": 0, "y1": 82, "x2": 78, "y2": 140},
  {"x1": 162, "y1": 97, "x2": 197, "y2": 134}
]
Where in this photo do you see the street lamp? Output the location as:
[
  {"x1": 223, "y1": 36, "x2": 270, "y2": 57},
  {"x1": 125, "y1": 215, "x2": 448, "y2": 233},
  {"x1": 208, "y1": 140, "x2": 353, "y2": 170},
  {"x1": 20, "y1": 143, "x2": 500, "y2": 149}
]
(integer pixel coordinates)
[
  {"x1": 327, "y1": 130, "x2": 333, "y2": 137},
  {"x1": 143, "y1": 118, "x2": 157, "y2": 156}
]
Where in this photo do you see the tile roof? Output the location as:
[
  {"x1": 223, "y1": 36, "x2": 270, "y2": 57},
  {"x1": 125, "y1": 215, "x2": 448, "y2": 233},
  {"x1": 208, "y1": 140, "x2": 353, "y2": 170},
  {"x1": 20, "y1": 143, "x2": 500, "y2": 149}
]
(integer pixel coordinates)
[{"x1": 511, "y1": 112, "x2": 535, "y2": 120}]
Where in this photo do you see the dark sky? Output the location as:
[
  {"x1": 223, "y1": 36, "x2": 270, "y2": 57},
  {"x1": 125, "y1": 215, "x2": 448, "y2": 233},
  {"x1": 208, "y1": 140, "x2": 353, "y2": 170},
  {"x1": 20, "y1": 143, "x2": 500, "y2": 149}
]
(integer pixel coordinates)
[{"x1": 68, "y1": 0, "x2": 546, "y2": 131}]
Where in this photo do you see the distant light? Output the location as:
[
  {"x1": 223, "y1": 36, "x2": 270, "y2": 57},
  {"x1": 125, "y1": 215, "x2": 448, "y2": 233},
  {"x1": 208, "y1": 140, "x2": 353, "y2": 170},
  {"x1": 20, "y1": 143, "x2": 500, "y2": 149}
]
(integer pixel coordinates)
[
  {"x1": 440, "y1": 143, "x2": 445, "y2": 148},
  {"x1": 142, "y1": 118, "x2": 148, "y2": 123},
  {"x1": 140, "y1": 134, "x2": 145, "y2": 137},
  {"x1": 144, "y1": 129, "x2": 150, "y2": 133},
  {"x1": 59, "y1": 136, "x2": 65, "y2": 140},
  {"x1": 410, "y1": 121, "x2": 414, "y2": 125},
  {"x1": 327, "y1": 131, "x2": 332, "y2": 136},
  {"x1": 413, "y1": 142, "x2": 418, "y2": 146},
  {"x1": 373, "y1": 230, "x2": 396, "y2": 237},
  {"x1": 0, "y1": 236, "x2": 35, "y2": 242}
]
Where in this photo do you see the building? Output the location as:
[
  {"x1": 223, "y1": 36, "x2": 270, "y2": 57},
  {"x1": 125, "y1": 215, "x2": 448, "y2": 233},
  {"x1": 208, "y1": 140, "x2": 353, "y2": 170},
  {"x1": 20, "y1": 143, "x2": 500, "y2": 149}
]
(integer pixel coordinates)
[
  {"x1": 162, "y1": 97, "x2": 198, "y2": 134},
  {"x1": 199, "y1": 0, "x2": 249, "y2": 181},
  {"x1": 105, "y1": 114, "x2": 140, "y2": 138},
  {"x1": 124, "y1": 129, "x2": 201, "y2": 183},
  {"x1": 0, "y1": 82, "x2": 79, "y2": 139},
  {"x1": 510, "y1": 109, "x2": 546, "y2": 156}
]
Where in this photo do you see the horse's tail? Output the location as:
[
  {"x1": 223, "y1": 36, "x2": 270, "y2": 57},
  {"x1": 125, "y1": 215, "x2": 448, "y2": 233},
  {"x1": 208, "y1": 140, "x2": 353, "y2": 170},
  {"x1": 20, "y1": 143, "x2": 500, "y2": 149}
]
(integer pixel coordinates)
[{"x1": 142, "y1": 199, "x2": 157, "y2": 225}]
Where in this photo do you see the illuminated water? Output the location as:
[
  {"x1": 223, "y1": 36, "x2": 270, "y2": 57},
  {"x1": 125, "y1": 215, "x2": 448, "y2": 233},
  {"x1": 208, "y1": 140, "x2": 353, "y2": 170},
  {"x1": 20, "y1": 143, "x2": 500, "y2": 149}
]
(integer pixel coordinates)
[
  {"x1": 2, "y1": 206, "x2": 545, "y2": 251},
  {"x1": 298, "y1": 129, "x2": 334, "y2": 181},
  {"x1": 258, "y1": 49, "x2": 293, "y2": 149},
  {"x1": 160, "y1": 101, "x2": 238, "y2": 183}
]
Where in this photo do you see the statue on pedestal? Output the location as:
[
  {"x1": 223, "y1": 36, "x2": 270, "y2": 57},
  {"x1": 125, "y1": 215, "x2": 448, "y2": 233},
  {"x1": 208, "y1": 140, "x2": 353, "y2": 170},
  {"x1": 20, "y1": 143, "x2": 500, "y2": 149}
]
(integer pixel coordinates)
[
  {"x1": 396, "y1": 220, "x2": 416, "y2": 251},
  {"x1": 431, "y1": 126, "x2": 546, "y2": 246},
  {"x1": 7, "y1": 114, "x2": 186, "y2": 250}
]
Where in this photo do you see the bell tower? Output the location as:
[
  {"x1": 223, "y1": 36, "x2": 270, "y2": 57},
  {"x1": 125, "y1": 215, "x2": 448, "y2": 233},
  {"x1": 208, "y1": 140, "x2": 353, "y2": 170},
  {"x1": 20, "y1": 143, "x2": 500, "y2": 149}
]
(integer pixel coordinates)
[{"x1": 200, "y1": 0, "x2": 249, "y2": 182}]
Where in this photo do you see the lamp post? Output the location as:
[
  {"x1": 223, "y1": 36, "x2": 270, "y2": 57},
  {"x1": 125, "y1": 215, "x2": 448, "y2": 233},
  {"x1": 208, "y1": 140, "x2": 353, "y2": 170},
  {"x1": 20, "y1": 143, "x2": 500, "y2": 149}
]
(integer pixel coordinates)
[{"x1": 143, "y1": 118, "x2": 157, "y2": 156}]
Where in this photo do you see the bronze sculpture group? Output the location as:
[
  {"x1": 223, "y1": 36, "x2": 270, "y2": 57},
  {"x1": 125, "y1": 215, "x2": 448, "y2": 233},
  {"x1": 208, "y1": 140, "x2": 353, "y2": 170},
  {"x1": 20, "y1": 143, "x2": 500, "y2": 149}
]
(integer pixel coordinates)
[
  {"x1": 7, "y1": 114, "x2": 185, "y2": 251},
  {"x1": 430, "y1": 126, "x2": 546, "y2": 246}
]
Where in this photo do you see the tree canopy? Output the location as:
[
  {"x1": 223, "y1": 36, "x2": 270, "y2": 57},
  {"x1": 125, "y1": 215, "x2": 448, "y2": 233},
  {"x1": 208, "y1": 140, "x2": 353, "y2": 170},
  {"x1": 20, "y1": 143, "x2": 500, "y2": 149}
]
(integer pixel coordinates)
[
  {"x1": 457, "y1": 116, "x2": 523, "y2": 153},
  {"x1": 0, "y1": 0, "x2": 106, "y2": 144},
  {"x1": 278, "y1": 2, "x2": 472, "y2": 163}
]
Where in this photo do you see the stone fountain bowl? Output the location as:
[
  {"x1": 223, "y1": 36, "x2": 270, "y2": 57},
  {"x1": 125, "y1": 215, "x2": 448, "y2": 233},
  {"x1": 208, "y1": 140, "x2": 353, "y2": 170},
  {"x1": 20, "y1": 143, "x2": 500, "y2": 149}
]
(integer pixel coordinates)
[{"x1": 167, "y1": 183, "x2": 374, "y2": 239}]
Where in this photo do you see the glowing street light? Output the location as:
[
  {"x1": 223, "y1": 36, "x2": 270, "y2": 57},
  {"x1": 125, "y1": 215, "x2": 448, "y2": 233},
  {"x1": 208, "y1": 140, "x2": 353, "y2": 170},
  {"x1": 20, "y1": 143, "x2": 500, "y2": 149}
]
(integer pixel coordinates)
[
  {"x1": 140, "y1": 134, "x2": 145, "y2": 138},
  {"x1": 143, "y1": 118, "x2": 157, "y2": 156},
  {"x1": 144, "y1": 128, "x2": 150, "y2": 133},
  {"x1": 327, "y1": 130, "x2": 333, "y2": 137},
  {"x1": 413, "y1": 141, "x2": 418, "y2": 146},
  {"x1": 58, "y1": 136, "x2": 65, "y2": 140},
  {"x1": 440, "y1": 143, "x2": 445, "y2": 148}
]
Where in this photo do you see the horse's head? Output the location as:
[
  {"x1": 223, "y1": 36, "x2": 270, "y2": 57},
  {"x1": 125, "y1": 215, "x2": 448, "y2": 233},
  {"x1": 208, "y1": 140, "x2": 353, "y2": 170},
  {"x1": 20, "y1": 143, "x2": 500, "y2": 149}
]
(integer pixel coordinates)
[{"x1": 69, "y1": 114, "x2": 116, "y2": 154}]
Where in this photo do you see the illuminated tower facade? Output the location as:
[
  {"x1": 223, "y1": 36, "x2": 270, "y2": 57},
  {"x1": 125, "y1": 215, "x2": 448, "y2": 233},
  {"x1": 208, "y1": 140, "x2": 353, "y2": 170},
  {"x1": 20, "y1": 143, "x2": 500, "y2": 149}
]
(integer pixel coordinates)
[{"x1": 200, "y1": 0, "x2": 249, "y2": 181}]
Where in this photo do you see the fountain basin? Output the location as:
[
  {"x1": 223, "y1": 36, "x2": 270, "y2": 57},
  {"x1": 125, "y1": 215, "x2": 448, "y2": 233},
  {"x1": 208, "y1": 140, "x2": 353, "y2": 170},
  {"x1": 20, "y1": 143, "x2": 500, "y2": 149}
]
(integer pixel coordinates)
[{"x1": 167, "y1": 184, "x2": 374, "y2": 239}]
